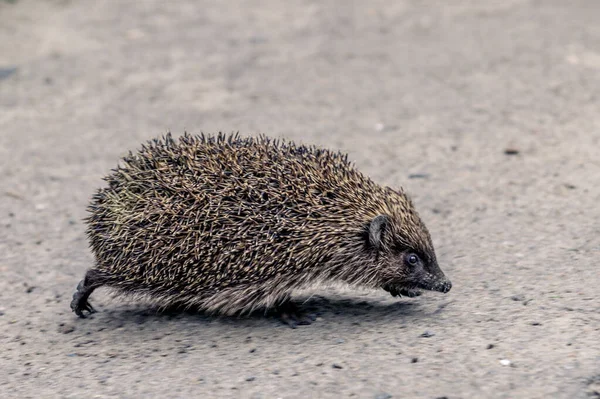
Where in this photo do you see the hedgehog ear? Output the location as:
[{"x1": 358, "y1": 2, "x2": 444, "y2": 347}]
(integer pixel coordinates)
[{"x1": 368, "y1": 215, "x2": 390, "y2": 251}]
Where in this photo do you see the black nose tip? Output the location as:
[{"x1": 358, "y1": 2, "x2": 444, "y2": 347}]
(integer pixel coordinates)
[
  {"x1": 443, "y1": 280, "x2": 452, "y2": 293},
  {"x1": 438, "y1": 280, "x2": 452, "y2": 293}
]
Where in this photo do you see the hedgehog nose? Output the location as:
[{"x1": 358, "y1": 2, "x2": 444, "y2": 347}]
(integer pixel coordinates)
[
  {"x1": 436, "y1": 279, "x2": 452, "y2": 293},
  {"x1": 441, "y1": 280, "x2": 452, "y2": 294}
]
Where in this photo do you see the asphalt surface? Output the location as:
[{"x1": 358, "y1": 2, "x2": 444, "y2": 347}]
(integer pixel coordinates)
[{"x1": 1, "y1": 1, "x2": 599, "y2": 398}]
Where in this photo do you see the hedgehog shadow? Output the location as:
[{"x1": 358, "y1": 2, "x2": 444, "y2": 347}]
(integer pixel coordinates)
[{"x1": 103, "y1": 294, "x2": 434, "y2": 328}]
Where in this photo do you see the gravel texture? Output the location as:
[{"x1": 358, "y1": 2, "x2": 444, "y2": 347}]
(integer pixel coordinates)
[{"x1": 1, "y1": 1, "x2": 599, "y2": 398}]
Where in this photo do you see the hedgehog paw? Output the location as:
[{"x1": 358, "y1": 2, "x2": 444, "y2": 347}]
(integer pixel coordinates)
[
  {"x1": 278, "y1": 302, "x2": 316, "y2": 329},
  {"x1": 74, "y1": 300, "x2": 96, "y2": 318},
  {"x1": 386, "y1": 286, "x2": 422, "y2": 298},
  {"x1": 70, "y1": 278, "x2": 98, "y2": 318},
  {"x1": 397, "y1": 288, "x2": 422, "y2": 298},
  {"x1": 71, "y1": 293, "x2": 97, "y2": 318}
]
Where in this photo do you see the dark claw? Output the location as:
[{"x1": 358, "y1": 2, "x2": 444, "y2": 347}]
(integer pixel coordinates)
[
  {"x1": 385, "y1": 286, "x2": 422, "y2": 298},
  {"x1": 83, "y1": 301, "x2": 96, "y2": 314},
  {"x1": 71, "y1": 282, "x2": 97, "y2": 318},
  {"x1": 70, "y1": 270, "x2": 106, "y2": 318},
  {"x1": 280, "y1": 312, "x2": 298, "y2": 329},
  {"x1": 71, "y1": 295, "x2": 96, "y2": 318},
  {"x1": 398, "y1": 289, "x2": 422, "y2": 298}
]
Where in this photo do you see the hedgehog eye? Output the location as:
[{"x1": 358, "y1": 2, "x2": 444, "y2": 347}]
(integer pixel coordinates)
[{"x1": 406, "y1": 253, "x2": 419, "y2": 266}]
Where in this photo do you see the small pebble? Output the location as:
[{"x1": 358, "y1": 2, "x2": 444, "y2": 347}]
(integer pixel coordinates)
[
  {"x1": 245, "y1": 376, "x2": 255, "y2": 382},
  {"x1": 487, "y1": 344, "x2": 495, "y2": 349},
  {"x1": 0, "y1": 67, "x2": 17, "y2": 80},
  {"x1": 421, "y1": 331, "x2": 435, "y2": 338},
  {"x1": 411, "y1": 357, "x2": 419, "y2": 363},
  {"x1": 408, "y1": 173, "x2": 430, "y2": 179},
  {"x1": 504, "y1": 148, "x2": 519, "y2": 155},
  {"x1": 58, "y1": 323, "x2": 75, "y2": 334},
  {"x1": 332, "y1": 363, "x2": 343, "y2": 369},
  {"x1": 499, "y1": 359, "x2": 511, "y2": 366}
]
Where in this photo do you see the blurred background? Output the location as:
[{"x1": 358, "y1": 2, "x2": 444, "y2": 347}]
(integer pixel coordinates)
[{"x1": 0, "y1": 1, "x2": 599, "y2": 398}]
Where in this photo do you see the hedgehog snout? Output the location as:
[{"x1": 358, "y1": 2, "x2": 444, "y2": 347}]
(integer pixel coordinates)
[{"x1": 434, "y1": 278, "x2": 452, "y2": 293}]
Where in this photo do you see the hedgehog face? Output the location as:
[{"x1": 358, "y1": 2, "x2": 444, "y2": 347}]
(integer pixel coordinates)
[
  {"x1": 368, "y1": 214, "x2": 452, "y2": 297},
  {"x1": 380, "y1": 248, "x2": 452, "y2": 298}
]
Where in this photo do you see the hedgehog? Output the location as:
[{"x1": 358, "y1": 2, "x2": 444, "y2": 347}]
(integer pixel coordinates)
[{"x1": 71, "y1": 132, "x2": 451, "y2": 327}]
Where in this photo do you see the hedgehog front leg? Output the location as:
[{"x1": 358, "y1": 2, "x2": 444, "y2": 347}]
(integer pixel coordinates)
[
  {"x1": 276, "y1": 298, "x2": 317, "y2": 329},
  {"x1": 70, "y1": 269, "x2": 107, "y2": 318}
]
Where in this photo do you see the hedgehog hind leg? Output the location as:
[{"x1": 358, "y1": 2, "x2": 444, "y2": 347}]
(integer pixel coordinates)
[
  {"x1": 276, "y1": 298, "x2": 317, "y2": 329},
  {"x1": 70, "y1": 269, "x2": 108, "y2": 318}
]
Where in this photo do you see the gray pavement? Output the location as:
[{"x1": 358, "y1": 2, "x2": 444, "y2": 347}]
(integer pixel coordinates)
[{"x1": 1, "y1": 1, "x2": 599, "y2": 398}]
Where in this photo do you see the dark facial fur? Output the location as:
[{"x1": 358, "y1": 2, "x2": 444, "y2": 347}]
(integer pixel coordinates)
[
  {"x1": 367, "y1": 212, "x2": 452, "y2": 297},
  {"x1": 74, "y1": 132, "x2": 451, "y2": 318},
  {"x1": 332, "y1": 197, "x2": 452, "y2": 299}
]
